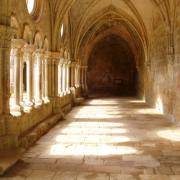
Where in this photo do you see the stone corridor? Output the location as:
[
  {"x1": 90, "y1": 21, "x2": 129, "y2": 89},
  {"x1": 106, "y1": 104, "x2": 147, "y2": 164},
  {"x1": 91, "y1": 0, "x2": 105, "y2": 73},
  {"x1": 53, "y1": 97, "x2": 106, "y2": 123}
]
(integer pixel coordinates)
[{"x1": 1, "y1": 97, "x2": 180, "y2": 180}]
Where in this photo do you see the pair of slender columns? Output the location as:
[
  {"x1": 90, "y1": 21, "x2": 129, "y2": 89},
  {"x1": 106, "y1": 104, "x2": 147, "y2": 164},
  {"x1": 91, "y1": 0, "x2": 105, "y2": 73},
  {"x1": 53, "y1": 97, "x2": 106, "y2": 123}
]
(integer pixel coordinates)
[
  {"x1": 55, "y1": 57, "x2": 71, "y2": 97},
  {"x1": 62, "y1": 60, "x2": 70, "y2": 95},
  {"x1": 34, "y1": 49, "x2": 49, "y2": 105},
  {"x1": 23, "y1": 46, "x2": 34, "y2": 106},
  {"x1": 80, "y1": 66, "x2": 88, "y2": 90},
  {"x1": 75, "y1": 64, "x2": 80, "y2": 88}
]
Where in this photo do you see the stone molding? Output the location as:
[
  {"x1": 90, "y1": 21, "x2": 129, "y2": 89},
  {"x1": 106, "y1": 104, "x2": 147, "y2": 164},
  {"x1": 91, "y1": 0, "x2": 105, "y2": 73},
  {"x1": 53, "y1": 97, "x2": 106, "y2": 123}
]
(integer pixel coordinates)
[{"x1": 11, "y1": 39, "x2": 26, "y2": 49}]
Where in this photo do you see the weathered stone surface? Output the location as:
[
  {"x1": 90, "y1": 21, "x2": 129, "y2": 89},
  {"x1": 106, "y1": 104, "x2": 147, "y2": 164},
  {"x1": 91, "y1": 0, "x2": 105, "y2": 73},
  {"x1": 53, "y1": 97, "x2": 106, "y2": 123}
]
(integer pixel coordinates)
[{"x1": 1, "y1": 97, "x2": 180, "y2": 179}]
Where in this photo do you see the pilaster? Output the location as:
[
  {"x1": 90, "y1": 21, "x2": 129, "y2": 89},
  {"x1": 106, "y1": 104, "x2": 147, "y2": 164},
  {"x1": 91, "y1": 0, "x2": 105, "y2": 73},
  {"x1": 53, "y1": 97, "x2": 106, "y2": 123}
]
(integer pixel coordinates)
[{"x1": 0, "y1": 25, "x2": 14, "y2": 114}]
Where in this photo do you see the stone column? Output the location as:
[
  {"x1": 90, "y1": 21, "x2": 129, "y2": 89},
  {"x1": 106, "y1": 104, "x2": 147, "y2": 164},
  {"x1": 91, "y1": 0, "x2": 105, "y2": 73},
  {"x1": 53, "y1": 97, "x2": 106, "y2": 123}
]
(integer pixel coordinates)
[
  {"x1": 19, "y1": 53, "x2": 24, "y2": 104},
  {"x1": 23, "y1": 45, "x2": 34, "y2": 107},
  {"x1": 84, "y1": 66, "x2": 88, "y2": 91},
  {"x1": 12, "y1": 49, "x2": 20, "y2": 110},
  {"x1": 55, "y1": 59, "x2": 59, "y2": 97},
  {"x1": 77, "y1": 65, "x2": 80, "y2": 87},
  {"x1": 66, "y1": 61, "x2": 71, "y2": 93},
  {"x1": 81, "y1": 66, "x2": 84, "y2": 89},
  {"x1": 75, "y1": 63, "x2": 78, "y2": 88},
  {"x1": 51, "y1": 52, "x2": 61, "y2": 97},
  {"x1": 70, "y1": 62, "x2": 75, "y2": 87},
  {"x1": 51, "y1": 58, "x2": 55, "y2": 97},
  {"x1": 41, "y1": 57, "x2": 45, "y2": 100},
  {"x1": 44, "y1": 52, "x2": 50, "y2": 102},
  {"x1": 0, "y1": 0, "x2": 14, "y2": 114},
  {"x1": 48, "y1": 56, "x2": 52, "y2": 97},
  {"x1": 62, "y1": 61, "x2": 66, "y2": 95},
  {"x1": 34, "y1": 49, "x2": 44, "y2": 106},
  {"x1": 11, "y1": 39, "x2": 25, "y2": 111},
  {"x1": 58, "y1": 59, "x2": 63, "y2": 96},
  {"x1": 174, "y1": 54, "x2": 180, "y2": 122}
]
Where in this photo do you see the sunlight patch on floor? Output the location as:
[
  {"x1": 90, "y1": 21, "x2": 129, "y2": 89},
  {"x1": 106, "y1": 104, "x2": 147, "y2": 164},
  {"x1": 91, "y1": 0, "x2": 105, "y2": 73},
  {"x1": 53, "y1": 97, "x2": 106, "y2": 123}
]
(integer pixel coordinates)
[
  {"x1": 88, "y1": 99, "x2": 119, "y2": 105},
  {"x1": 75, "y1": 107, "x2": 123, "y2": 119},
  {"x1": 60, "y1": 127, "x2": 127, "y2": 134},
  {"x1": 157, "y1": 129, "x2": 180, "y2": 142},
  {"x1": 50, "y1": 144, "x2": 139, "y2": 156}
]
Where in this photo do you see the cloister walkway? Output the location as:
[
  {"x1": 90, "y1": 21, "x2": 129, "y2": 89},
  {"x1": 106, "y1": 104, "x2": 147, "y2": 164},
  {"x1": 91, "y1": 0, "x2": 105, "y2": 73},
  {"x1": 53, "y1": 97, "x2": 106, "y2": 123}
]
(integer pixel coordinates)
[{"x1": 2, "y1": 97, "x2": 180, "y2": 180}]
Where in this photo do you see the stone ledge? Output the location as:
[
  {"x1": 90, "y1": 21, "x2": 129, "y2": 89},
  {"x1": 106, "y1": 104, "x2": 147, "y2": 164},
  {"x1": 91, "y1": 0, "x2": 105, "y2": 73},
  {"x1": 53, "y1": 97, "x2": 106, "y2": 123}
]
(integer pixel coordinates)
[
  {"x1": 19, "y1": 113, "x2": 63, "y2": 149},
  {"x1": 0, "y1": 113, "x2": 64, "y2": 176},
  {"x1": 0, "y1": 148, "x2": 24, "y2": 176}
]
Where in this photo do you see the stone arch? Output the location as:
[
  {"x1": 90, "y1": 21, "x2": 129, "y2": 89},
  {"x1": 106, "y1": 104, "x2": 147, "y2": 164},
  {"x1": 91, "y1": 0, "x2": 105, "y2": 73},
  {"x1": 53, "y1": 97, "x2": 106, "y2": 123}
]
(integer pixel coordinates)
[
  {"x1": 64, "y1": 49, "x2": 68, "y2": 59},
  {"x1": 34, "y1": 31, "x2": 43, "y2": 49},
  {"x1": 10, "y1": 14, "x2": 21, "y2": 39},
  {"x1": 23, "y1": 24, "x2": 33, "y2": 44},
  {"x1": 43, "y1": 37, "x2": 49, "y2": 51}
]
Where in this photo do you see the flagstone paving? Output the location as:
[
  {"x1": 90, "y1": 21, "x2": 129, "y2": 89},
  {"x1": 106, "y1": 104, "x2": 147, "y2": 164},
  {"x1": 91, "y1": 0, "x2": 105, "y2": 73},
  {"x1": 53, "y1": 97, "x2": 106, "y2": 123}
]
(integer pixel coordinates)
[{"x1": 1, "y1": 97, "x2": 180, "y2": 180}]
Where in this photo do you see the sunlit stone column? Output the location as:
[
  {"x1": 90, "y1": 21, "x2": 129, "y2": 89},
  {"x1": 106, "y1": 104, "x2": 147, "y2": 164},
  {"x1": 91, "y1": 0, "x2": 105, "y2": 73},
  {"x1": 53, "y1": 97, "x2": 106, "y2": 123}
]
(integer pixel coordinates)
[
  {"x1": 66, "y1": 61, "x2": 71, "y2": 94},
  {"x1": 58, "y1": 59, "x2": 63, "y2": 96},
  {"x1": 11, "y1": 39, "x2": 25, "y2": 111},
  {"x1": 51, "y1": 58, "x2": 55, "y2": 97},
  {"x1": 41, "y1": 57, "x2": 45, "y2": 100},
  {"x1": 23, "y1": 45, "x2": 34, "y2": 107},
  {"x1": 44, "y1": 52, "x2": 50, "y2": 102},
  {"x1": 34, "y1": 49, "x2": 43, "y2": 106},
  {"x1": 19, "y1": 52, "x2": 24, "y2": 105},
  {"x1": 62, "y1": 61, "x2": 66, "y2": 95},
  {"x1": 54, "y1": 59, "x2": 59, "y2": 97}
]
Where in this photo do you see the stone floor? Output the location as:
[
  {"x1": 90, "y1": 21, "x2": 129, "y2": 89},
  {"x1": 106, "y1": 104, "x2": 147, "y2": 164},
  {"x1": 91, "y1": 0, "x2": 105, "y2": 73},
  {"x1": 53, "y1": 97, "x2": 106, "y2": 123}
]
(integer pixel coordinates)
[{"x1": 1, "y1": 97, "x2": 180, "y2": 180}]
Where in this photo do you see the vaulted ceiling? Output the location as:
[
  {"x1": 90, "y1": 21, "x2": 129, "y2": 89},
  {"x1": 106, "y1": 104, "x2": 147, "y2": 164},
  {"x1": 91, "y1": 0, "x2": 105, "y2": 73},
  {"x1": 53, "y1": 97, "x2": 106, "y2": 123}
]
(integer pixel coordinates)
[{"x1": 48, "y1": 0, "x2": 178, "y2": 65}]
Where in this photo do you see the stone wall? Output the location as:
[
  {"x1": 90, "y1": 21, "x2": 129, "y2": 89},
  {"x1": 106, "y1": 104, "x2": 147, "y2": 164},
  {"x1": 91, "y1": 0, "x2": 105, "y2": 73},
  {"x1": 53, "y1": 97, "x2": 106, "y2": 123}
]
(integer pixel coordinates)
[{"x1": 145, "y1": 5, "x2": 180, "y2": 122}]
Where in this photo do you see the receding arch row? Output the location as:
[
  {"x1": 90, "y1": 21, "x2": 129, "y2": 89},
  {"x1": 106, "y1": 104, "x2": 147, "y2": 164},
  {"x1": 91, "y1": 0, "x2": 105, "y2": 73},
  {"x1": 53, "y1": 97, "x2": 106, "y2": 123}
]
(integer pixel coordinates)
[
  {"x1": 11, "y1": 14, "x2": 49, "y2": 50},
  {"x1": 73, "y1": 7, "x2": 147, "y2": 68}
]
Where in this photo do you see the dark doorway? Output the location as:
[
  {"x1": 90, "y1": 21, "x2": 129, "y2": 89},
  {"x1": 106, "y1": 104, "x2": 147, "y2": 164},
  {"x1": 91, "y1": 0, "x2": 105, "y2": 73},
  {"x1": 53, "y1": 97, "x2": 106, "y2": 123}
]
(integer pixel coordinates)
[{"x1": 87, "y1": 35, "x2": 137, "y2": 96}]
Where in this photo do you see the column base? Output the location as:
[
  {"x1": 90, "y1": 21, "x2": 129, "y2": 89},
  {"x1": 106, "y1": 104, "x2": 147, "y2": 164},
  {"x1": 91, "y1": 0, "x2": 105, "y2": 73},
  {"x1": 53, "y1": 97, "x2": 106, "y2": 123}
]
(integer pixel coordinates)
[
  {"x1": 75, "y1": 84, "x2": 80, "y2": 88},
  {"x1": 11, "y1": 104, "x2": 21, "y2": 111},
  {"x1": 25, "y1": 100, "x2": 34, "y2": 107},
  {"x1": 59, "y1": 92, "x2": 64, "y2": 97},
  {"x1": 66, "y1": 89, "x2": 71, "y2": 95},
  {"x1": 43, "y1": 97, "x2": 50, "y2": 104},
  {"x1": 34, "y1": 99, "x2": 43, "y2": 108},
  {"x1": 10, "y1": 105, "x2": 22, "y2": 117}
]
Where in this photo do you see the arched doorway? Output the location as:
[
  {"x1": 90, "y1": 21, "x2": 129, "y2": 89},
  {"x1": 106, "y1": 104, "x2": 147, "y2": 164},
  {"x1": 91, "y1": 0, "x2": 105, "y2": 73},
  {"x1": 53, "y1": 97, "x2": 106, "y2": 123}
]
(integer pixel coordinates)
[{"x1": 87, "y1": 34, "x2": 137, "y2": 97}]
